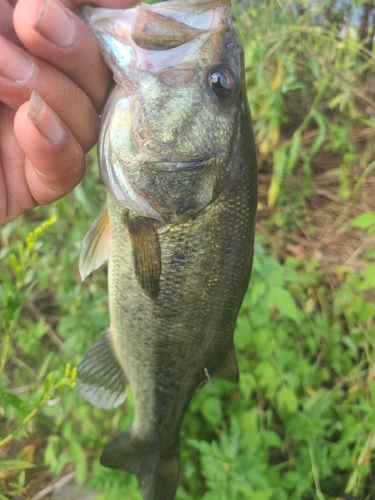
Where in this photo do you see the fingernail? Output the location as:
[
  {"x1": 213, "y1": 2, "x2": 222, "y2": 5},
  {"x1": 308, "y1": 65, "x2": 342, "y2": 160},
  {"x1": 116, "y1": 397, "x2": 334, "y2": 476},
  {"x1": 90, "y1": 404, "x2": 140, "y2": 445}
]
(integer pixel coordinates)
[
  {"x1": 36, "y1": 0, "x2": 76, "y2": 48},
  {"x1": 28, "y1": 90, "x2": 65, "y2": 143},
  {"x1": 0, "y1": 37, "x2": 35, "y2": 83}
]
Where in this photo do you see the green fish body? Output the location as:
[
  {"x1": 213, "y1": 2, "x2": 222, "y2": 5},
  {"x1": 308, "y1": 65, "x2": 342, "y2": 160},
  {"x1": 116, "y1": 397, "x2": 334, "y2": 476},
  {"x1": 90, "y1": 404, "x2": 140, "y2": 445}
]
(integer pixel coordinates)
[{"x1": 77, "y1": 1, "x2": 257, "y2": 499}]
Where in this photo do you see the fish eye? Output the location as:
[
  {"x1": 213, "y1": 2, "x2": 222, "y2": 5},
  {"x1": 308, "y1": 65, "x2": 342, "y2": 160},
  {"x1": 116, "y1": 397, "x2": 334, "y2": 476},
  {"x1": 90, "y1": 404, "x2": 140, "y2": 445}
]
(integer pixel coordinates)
[{"x1": 208, "y1": 65, "x2": 237, "y2": 99}]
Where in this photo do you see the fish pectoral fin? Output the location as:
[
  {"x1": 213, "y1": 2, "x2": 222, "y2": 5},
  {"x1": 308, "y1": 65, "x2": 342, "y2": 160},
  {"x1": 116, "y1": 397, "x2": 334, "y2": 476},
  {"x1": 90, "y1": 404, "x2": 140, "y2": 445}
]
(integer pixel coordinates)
[
  {"x1": 76, "y1": 328, "x2": 127, "y2": 409},
  {"x1": 213, "y1": 342, "x2": 239, "y2": 383},
  {"x1": 127, "y1": 214, "x2": 161, "y2": 300},
  {"x1": 79, "y1": 203, "x2": 110, "y2": 281},
  {"x1": 101, "y1": 429, "x2": 180, "y2": 500}
]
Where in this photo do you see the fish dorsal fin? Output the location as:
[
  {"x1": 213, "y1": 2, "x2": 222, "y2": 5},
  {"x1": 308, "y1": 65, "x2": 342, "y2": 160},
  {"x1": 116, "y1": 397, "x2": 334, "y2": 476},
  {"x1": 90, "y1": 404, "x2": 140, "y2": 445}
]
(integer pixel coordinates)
[
  {"x1": 127, "y1": 214, "x2": 161, "y2": 300},
  {"x1": 76, "y1": 329, "x2": 127, "y2": 409},
  {"x1": 79, "y1": 204, "x2": 110, "y2": 281},
  {"x1": 214, "y1": 343, "x2": 239, "y2": 383}
]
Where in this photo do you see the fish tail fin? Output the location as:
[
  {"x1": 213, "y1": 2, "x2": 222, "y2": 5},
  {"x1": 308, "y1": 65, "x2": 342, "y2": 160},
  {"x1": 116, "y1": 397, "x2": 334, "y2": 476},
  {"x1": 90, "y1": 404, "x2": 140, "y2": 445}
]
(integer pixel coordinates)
[{"x1": 100, "y1": 429, "x2": 180, "y2": 500}]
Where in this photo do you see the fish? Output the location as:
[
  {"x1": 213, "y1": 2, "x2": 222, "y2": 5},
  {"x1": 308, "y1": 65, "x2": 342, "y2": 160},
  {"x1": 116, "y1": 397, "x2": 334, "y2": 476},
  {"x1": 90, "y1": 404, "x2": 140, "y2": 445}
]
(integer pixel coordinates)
[{"x1": 76, "y1": 1, "x2": 257, "y2": 499}]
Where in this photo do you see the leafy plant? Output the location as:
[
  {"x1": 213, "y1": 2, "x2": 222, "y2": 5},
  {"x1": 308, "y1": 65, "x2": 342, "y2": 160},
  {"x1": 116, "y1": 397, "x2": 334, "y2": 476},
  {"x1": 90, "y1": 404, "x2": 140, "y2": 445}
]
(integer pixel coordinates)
[{"x1": 234, "y1": 0, "x2": 375, "y2": 205}]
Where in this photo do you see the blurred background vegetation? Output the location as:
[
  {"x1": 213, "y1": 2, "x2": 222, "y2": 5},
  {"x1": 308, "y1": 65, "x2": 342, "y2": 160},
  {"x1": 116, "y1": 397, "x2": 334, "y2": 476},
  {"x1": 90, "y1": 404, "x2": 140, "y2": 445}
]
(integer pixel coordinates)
[{"x1": 1, "y1": 0, "x2": 375, "y2": 498}]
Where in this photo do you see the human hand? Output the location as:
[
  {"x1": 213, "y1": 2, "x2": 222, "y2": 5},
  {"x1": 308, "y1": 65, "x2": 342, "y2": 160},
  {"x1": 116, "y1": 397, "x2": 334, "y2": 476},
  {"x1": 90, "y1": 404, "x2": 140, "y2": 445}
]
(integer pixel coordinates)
[{"x1": 0, "y1": 0, "x2": 138, "y2": 223}]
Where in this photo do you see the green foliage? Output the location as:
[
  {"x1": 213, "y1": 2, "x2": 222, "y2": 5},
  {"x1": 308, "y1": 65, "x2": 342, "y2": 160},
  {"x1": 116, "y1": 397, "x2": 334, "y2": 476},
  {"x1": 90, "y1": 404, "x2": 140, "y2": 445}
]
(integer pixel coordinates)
[
  {"x1": 348, "y1": 212, "x2": 375, "y2": 236},
  {"x1": 234, "y1": 0, "x2": 375, "y2": 205},
  {"x1": 0, "y1": 218, "x2": 77, "y2": 448},
  {"x1": 180, "y1": 247, "x2": 375, "y2": 500},
  {"x1": 2, "y1": 179, "x2": 374, "y2": 499}
]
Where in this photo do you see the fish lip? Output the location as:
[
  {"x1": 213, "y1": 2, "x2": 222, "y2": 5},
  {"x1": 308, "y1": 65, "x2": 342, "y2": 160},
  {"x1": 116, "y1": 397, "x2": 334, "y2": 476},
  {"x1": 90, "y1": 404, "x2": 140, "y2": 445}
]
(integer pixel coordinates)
[{"x1": 146, "y1": 158, "x2": 215, "y2": 172}]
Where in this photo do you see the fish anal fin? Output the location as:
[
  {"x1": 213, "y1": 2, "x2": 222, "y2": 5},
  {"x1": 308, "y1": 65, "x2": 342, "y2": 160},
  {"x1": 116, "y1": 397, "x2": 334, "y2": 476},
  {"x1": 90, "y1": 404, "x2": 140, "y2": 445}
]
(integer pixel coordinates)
[
  {"x1": 127, "y1": 214, "x2": 161, "y2": 300},
  {"x1": 76, "y1": 328, "x2": 127, "y2": 409},
  {"x1": 214, "y1": 343, "x2": 239, "y2": 383},
  {"x1": 79, "y1": 204, "x2": 110, "y2": 281},
  {"x1": 101, "y1": 429, "x2": 179, "y2": 500}
]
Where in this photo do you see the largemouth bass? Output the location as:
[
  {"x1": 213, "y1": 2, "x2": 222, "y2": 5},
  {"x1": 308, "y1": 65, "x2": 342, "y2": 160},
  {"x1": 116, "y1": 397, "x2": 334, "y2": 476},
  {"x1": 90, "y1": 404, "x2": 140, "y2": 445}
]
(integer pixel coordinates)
[{"x1": 77, "y1": 1, "x2": 257, "y2": 499}]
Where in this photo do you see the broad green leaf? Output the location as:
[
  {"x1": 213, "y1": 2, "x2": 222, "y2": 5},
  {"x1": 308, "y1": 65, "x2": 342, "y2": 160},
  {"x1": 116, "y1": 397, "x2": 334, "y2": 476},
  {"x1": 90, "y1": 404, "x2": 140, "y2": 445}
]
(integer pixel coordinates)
[
  {"x1": 251, "y1": 490, "x2": 274, "y2": 500},
  {"x1": 308, "y1": 58, "x2": 321, "y2": 80},
  {"x1": 1, "y1": 391, "x2": 27, "y2": 415},
  {"x1": 235, "y1": 483, "x2": 254, "y2": 495},
  {"x1": 277, "y1": 385, "x2": 298, "y2": 414},
  {"x1": 361, "y1": 264, "x2": 375, "y2": 288},
  {"x1": 235, "y1": 316, "x2": 251, "y2": 350},
  {"x1": 255, "y1": 361, "x2": 277, "y2": 391},
  {"x1": 201, "y1": 397, "x2": 222, "y2": 426},
  {"x1": 270, "y1": 488, "x2": 288, "y2": 500},
  {"x1": 269, "y1": 287, "x2": 299, "y2": 322},
  {"x1": 240, "y1": 409, "x2": 259, "y2": 434},
  {"x1": 348, "y1": 212, "x2": 375, "y2": 230},
  {"x1": 0, "y1": 271, "x2": 16, "y2": 292},
  {"x1": 262, "y1": 430, "x2": 282, "y2": 447},
  {"x1": 249, "y1": 281, "x2": 266, "y2": 307},
  {"x1": 0, "y1": 459, "x2": 34, "y2": 472}
]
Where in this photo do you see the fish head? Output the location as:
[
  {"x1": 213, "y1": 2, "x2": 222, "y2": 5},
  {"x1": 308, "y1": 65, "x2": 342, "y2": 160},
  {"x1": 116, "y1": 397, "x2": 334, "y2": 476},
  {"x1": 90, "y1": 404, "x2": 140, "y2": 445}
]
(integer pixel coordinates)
[{"x1": 82, "y1": 0, "x2": 249, "y2": 223}]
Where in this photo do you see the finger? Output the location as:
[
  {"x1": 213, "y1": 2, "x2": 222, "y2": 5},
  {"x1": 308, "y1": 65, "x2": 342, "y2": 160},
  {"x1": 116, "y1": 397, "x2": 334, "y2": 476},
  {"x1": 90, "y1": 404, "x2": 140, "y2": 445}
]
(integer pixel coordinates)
[
  {"x1": 14, "y1": 0, "x2": 111, "y2": 111},
  {"x1": 0, "y1": 103, "x2": 35, "y2": 222},
  {"x1": 61, "y1": 0, "x2": 139, "y2": 11},
  {"x1": 0, "y1": 36, "x2": 99, "y2": 153},
  {"x1": 14, "y1": 91, "x2": 86, "y2": 207},
  {"x1": 0, "y1": 0, "x2": 18, "y2": 44}
]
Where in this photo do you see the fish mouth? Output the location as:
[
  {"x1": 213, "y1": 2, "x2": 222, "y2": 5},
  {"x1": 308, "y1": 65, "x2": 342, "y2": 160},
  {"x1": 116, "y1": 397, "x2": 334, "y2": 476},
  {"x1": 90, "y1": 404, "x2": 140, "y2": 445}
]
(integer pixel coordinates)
[{"x1": 147, "y1": 159, "x2": 214, "y2": 171}]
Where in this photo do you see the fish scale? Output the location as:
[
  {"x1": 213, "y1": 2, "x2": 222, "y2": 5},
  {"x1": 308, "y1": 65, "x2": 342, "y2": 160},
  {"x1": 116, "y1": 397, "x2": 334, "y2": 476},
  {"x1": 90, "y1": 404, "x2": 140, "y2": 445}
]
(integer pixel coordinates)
[
  {"x1": 108, "y1": 172, "x2": 255, "y2": 447},
  {"x1": 76, "y1": 1, "x2": 257, "y2": 499}
]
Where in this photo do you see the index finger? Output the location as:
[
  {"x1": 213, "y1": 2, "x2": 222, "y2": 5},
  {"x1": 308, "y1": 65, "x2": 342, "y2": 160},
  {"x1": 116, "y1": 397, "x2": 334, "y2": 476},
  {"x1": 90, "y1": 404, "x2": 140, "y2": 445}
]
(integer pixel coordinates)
[
  {"x1": 13, "y1": 0, "x2": 140, "y2": 113},
  {"x1": 60, "y1": 0, "x2": 139, "y2": 11},
  {"x1": 0, "y1": 0, "x2": 18, "y2": 43}
]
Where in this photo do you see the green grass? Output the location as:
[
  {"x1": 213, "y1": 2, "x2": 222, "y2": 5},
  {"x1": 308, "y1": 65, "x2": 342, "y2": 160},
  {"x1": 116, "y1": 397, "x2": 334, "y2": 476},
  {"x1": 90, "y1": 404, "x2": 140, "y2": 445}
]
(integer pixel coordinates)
[{"x1": 1, "y1": 1, "x2": 375, "y2": 499}]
